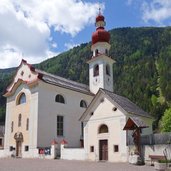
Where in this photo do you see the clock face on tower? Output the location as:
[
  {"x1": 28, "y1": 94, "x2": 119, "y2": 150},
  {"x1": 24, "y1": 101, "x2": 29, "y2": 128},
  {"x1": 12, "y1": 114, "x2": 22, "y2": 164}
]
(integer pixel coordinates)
[{"x1": 93, "y1": 77, "x2": 100, "y2": 85}]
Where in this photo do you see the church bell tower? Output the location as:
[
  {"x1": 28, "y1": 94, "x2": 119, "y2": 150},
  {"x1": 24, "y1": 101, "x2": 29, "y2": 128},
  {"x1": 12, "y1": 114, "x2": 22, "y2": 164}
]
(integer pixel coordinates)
[{"x1": 88, "y1": 11, "x2": 115, "y2": 94}]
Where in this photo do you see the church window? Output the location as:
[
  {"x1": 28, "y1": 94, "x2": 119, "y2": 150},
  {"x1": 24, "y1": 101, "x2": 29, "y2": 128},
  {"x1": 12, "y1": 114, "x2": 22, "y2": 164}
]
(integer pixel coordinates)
[
  {"x1": 55, "y1": 94, "x2": 65, "y2": 104},
  {"x1": 0, "y1": 139, "x2": 2, "y2": 146},
  {"x1": 106, "y1": 64, "x2": 110, "y2": 76},
  {"x1": 26, "y1": 118, "x2": 29, "y2": 131},
  {"x1": 81, "y1": 122, "x2": 84, "y2": 137},
  {"x1": 17, "y1": 93, "x2": 26, "y2": 105},
  {"x1": 25, "y1": 146, "x2": 29, "y2": 151},
  {"x1": 90, "y1": 146, "x2": 94, "y2": 152},
  {"x1": 114, "y1": 145, "x2": 119, "y2": 152},
  {"x1": 20, "y1": 71, "x2": 24, "y2": 76},
  {"x1": 113, "y1": 107, "x2": 117, "y2": 111},
  {"x1": 95, "y1": 49, "x2": 98, "y2": 56},
  {"x1": 9, "y1": 146, "x2": 13, "y2": 151},
  {"x1": 99, "y1": 124, "x2": 108, "y2": 134},
  {"x1": 80, "y1": 100, "x2": 87, "y2": 108},
  {"x1": 105, "y1": 49, "x2": 108, "y2": 55},
  {"x1": 57, "y1": 116, "x2": 64, "y2": 136},
  {"x1": 11, "y1": 121, "x2": 14, "y2": 133},
  {"x1": 94, "y1": 64, "x2": 99, "y2": 76},
  {"x1": 18, "y1": 114, "x2": 22, "y2": 127}
]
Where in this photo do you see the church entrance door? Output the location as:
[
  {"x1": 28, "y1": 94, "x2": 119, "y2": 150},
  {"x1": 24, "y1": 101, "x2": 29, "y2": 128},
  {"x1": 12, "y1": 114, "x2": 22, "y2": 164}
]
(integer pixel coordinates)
[
  {"x1": 14, "y1": 132, "x2": 23, "y2": 157},
  {"x1": 16, "y1": 140, "x2": 22, "y2": 157},
  {"x1": 99, "y1": 140, "x2": 108, "y2": 161}
]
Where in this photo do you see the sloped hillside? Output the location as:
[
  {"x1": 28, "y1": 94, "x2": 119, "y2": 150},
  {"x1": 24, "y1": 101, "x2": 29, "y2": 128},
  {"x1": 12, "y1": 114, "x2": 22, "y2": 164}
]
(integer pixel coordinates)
[{"x1": 1, "y1": 27, "x2": 171, "y2": 129}]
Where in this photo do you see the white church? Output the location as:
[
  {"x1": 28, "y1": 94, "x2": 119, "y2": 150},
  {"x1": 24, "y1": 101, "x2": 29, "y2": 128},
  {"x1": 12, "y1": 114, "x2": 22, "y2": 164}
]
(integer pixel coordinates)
[{"x1": 2, "y1": 13, "x2": 153, "y2": 162}]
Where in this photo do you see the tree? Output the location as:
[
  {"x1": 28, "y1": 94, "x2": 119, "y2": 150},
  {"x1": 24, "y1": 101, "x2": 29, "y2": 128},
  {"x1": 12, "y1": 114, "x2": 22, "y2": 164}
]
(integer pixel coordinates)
[{"x1": 160, "y1": 108, "x2": 171, "y2": 132}]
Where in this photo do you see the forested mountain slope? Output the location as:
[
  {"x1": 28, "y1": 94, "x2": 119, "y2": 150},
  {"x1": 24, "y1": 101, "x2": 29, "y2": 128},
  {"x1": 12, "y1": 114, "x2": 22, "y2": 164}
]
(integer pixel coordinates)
[{"x1": 1, "y1": 27, "x2": 171, "y2": 130}]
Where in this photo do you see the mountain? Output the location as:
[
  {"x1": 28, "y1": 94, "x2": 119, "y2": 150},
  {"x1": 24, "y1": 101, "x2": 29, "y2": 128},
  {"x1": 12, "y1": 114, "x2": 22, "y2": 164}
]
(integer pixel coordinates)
[{"x1": 1, "y1": 27, "x2": 171, "y2": 129}]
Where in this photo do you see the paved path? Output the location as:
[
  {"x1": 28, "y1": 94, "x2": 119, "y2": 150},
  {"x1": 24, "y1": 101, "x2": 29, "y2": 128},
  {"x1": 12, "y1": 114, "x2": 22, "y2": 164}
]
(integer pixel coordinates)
[{"x1": 0, "y1": 159, "x2": 155, "y2": 171}]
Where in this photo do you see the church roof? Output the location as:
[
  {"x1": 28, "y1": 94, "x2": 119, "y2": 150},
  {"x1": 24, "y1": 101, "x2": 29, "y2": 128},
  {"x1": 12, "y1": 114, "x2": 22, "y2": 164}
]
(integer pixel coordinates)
[
  {"x1": 102, "y1": 89, "x2": 151, "y2": 118},
  {"x1": 123, "y1": 117, "x2": 148, "y2": 130},
  {"x1": 4, "y1": 59, "x2": 94, "y2": 97},
  {"x1": 35, "y1": 69, "x2": 93, "y2": 96},
  {"x1": 80, "y1": 89, "x2": 152, "y2": 121}
]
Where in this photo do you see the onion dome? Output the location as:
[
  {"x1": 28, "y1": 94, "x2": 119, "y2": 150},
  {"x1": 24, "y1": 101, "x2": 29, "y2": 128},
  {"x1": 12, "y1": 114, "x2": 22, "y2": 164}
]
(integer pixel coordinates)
[{"x1": 92, "y1": 13, "x2": 110, "y2": 45}]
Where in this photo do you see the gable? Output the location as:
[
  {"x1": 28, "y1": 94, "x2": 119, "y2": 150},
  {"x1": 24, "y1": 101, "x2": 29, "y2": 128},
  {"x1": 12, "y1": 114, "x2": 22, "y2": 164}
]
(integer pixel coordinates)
[
  {"x1": 80, "y1": 90, "x2": 126, "y2": 122},
  {"x1": 80, "y1": 88, "x2": 152, "y2": 122},
  {"x1": 4, "y1": 60, "x2": 39, "y2": 97}
]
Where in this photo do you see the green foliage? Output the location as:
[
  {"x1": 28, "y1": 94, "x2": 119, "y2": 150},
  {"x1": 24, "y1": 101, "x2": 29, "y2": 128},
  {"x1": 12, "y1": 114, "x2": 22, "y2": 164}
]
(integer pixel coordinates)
[
  {"x1": 0, "y1": 68, "x2": 15, "y2": 122},
  {"x1": 158, "y1": 159, "x2": 171, "y2": 163},
  {"x1": 0, "y1": 27, "x2": 171, "y2": 130},
  {"x1": 160, "y1": 108, "x2": 171, "y2": 132}
]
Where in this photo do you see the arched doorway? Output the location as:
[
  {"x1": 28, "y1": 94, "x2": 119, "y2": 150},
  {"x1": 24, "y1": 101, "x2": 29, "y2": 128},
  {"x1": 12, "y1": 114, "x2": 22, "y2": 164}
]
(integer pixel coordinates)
[
  {"x1": 98, "y1": 124, "x2": 109, "y2": 161},
  {"x1": 14, "y1": 132, "x2": 23, "y2": 157}
]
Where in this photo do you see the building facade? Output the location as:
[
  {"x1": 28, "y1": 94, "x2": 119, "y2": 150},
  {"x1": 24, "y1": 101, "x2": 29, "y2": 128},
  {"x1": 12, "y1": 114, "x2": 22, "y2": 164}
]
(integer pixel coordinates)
[{"x1": 2, "y1": 12, "x2": 153, "y2": 161}]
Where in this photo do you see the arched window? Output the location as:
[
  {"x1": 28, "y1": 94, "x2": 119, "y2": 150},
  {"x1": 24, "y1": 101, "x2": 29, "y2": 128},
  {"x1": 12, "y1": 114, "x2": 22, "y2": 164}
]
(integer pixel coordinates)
[
  {"x1": 80, "y1": 100, "x2": 87, "y2": 108},
  {"x1": 11, "y1": 121, "x2": 14, "y2": 133},
  {"x1": 95, "y1": 49, "x2": 98, "y2": 56},
  {"x1": 26, "y1": 118, "x2": 29, "y2": 131},
  {"x1": 94, "y1": 64, "x2": 99, "y2": 76},
  {"x1": 18, "y1": 114, "x2": 22, "y2": 127},
  {"x1": 99, "y1": 124, "x2": 108, "y2": 134},
  {"x1": 17, "y1": 93, "x2": 26, "y2": 105},
  {"x1": 55, "y1": 94, "x2": 65, "y2": 104},
  {"x1": 106, "y1": 64, "x2": 110, "y2": 76},
  {"x1": 105, "y1": 49, "x2": 108, "y2": 55}
]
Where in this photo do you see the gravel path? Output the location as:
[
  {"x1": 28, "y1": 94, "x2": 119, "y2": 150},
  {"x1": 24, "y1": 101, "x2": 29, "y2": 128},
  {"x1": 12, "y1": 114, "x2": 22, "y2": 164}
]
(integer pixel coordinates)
[{"x1": 0, "y1": 158, "x2": 155, "y2": 171}]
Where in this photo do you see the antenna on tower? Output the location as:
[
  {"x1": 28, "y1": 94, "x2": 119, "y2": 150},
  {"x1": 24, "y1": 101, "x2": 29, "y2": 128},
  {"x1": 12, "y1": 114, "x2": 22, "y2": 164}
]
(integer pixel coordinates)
[{"x1": 99, "y1": 7, "x2": 101, "y2": 15}]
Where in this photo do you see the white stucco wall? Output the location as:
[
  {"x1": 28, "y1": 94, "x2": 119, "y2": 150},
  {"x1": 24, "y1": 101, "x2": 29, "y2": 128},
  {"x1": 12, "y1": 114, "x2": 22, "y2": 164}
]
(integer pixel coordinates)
[
  {"x1": 84, "y1": 94, "x2": 128, "y2": 162},
  {"x1": 4, "y1": 83, "x2": 39, "y2": 158},
  {"x1": 37, "y1": 81, "x2": 93, "y2": 148},
  {"x1": 89, "y1": 57, "x2": 114, "y2": 94},
  {"x1": 61, "y1": 146, "x2": 86, "y2": 160}
]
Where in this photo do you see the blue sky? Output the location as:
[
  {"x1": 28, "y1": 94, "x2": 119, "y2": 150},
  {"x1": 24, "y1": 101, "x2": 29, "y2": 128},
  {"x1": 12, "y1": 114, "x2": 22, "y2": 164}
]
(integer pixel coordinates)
[{"x1": 0, "y1": 0, "x2": 171, "y2": 68}]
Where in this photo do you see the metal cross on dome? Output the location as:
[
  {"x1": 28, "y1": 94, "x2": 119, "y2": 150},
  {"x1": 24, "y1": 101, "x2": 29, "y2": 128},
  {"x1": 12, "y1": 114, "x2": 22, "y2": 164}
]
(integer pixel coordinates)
[{"x1": 99, "y1": 7, "x2": 101, "y2": 15}]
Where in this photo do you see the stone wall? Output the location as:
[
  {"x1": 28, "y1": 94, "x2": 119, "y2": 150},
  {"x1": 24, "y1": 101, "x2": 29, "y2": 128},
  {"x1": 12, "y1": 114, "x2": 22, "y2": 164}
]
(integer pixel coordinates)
[{"x1": 61, "y1": 145, "x2": 86, "y2": 160}]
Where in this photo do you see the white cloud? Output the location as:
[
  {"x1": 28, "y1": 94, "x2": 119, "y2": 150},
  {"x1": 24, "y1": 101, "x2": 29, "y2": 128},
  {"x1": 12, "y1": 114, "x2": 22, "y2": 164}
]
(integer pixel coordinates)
[
  {"x1": 0, "y1": 0, "x2": 102, "y2": 68},
  {"x1": 65, "y1": 42, "x2": 79, "y2": 50},
  {"x1": 141, "y1": 0, "x2": 171, "y2": 24}
]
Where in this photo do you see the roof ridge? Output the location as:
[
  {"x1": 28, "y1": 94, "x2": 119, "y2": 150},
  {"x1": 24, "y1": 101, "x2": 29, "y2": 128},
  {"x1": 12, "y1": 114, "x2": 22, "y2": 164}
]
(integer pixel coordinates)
[
  {"x1": 102, "y1": 88, "x2": 151, "y2": 118},
  {"x1": 35, "y1": 68, "x2": 89, "y2": 89}
]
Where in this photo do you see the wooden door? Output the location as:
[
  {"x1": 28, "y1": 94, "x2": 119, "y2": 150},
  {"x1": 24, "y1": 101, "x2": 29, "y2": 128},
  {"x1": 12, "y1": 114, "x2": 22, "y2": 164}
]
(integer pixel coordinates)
[
  {"x1": 16, "y1": 141, "x2": 22, "y2": 157},
  {"x1": 99, "y1": 140, "x2": 108, "y2": 161}
]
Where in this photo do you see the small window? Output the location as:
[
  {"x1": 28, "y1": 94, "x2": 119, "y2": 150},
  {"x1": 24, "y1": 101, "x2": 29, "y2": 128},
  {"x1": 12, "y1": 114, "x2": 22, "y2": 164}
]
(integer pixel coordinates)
[
  {"x1": 90, "y1": 146, "x2": 94, "y2": 152},
  {"x1": 80, "y1": 100, "x2": 87, "y2": 108},
  {"x1": 113, "y1": 107, "x2": 117, "y2": 111},
  {"x1": 81, "y1": 122, "x2": 84, "y2": 136},
  {"x1": 105, "y1": 49, "x2": 108, "y2": 55},
  {"x1": 57, "y1": 115, "x2": 64, "y2": 136},
  {"x1": 11, "y1": 121, "x2": 14, "y2": 133},
  {"x1": 99, "y1": 124, "x2": 108, "y2": 134},
  {"x1": 95, "y1": 49, "x2": 98, "y2": 56},
  {"x1": 114, "y1": 145, "x2": 119, "y2": 152},
  {"x1": 17, "y1": 93, "x2": 26, "y2": 105},
  {"x1": 94, "y1": 64, "x2": 99, "y2": 76},
  {"x1": 9, "y1": 146, "x2": 13, "y2": 151},
  {"x1": 26, "y1": 118, "x2": 29, "y2": 131},
  {"x1": 18, "y1": 114, "x2": 22, "y2": 127},
  {"x1": 0, "y1": 139, "x2": 2, "y2": 146},
  {"x1": 90, "y1": 112, "x2": 94, "y2": 116},
  {"x1": 20, "y1": 71, "x2": 24, "y2": 76},
  {"x1": 25, "y1": 146, "x2": 29, "y2": 151},
  {"x1": 106, "y1": 64, "x2": 110, "y2": 76},
  {"x1": 55, "y1": 94, "x2": 65, "y2": 104}
]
